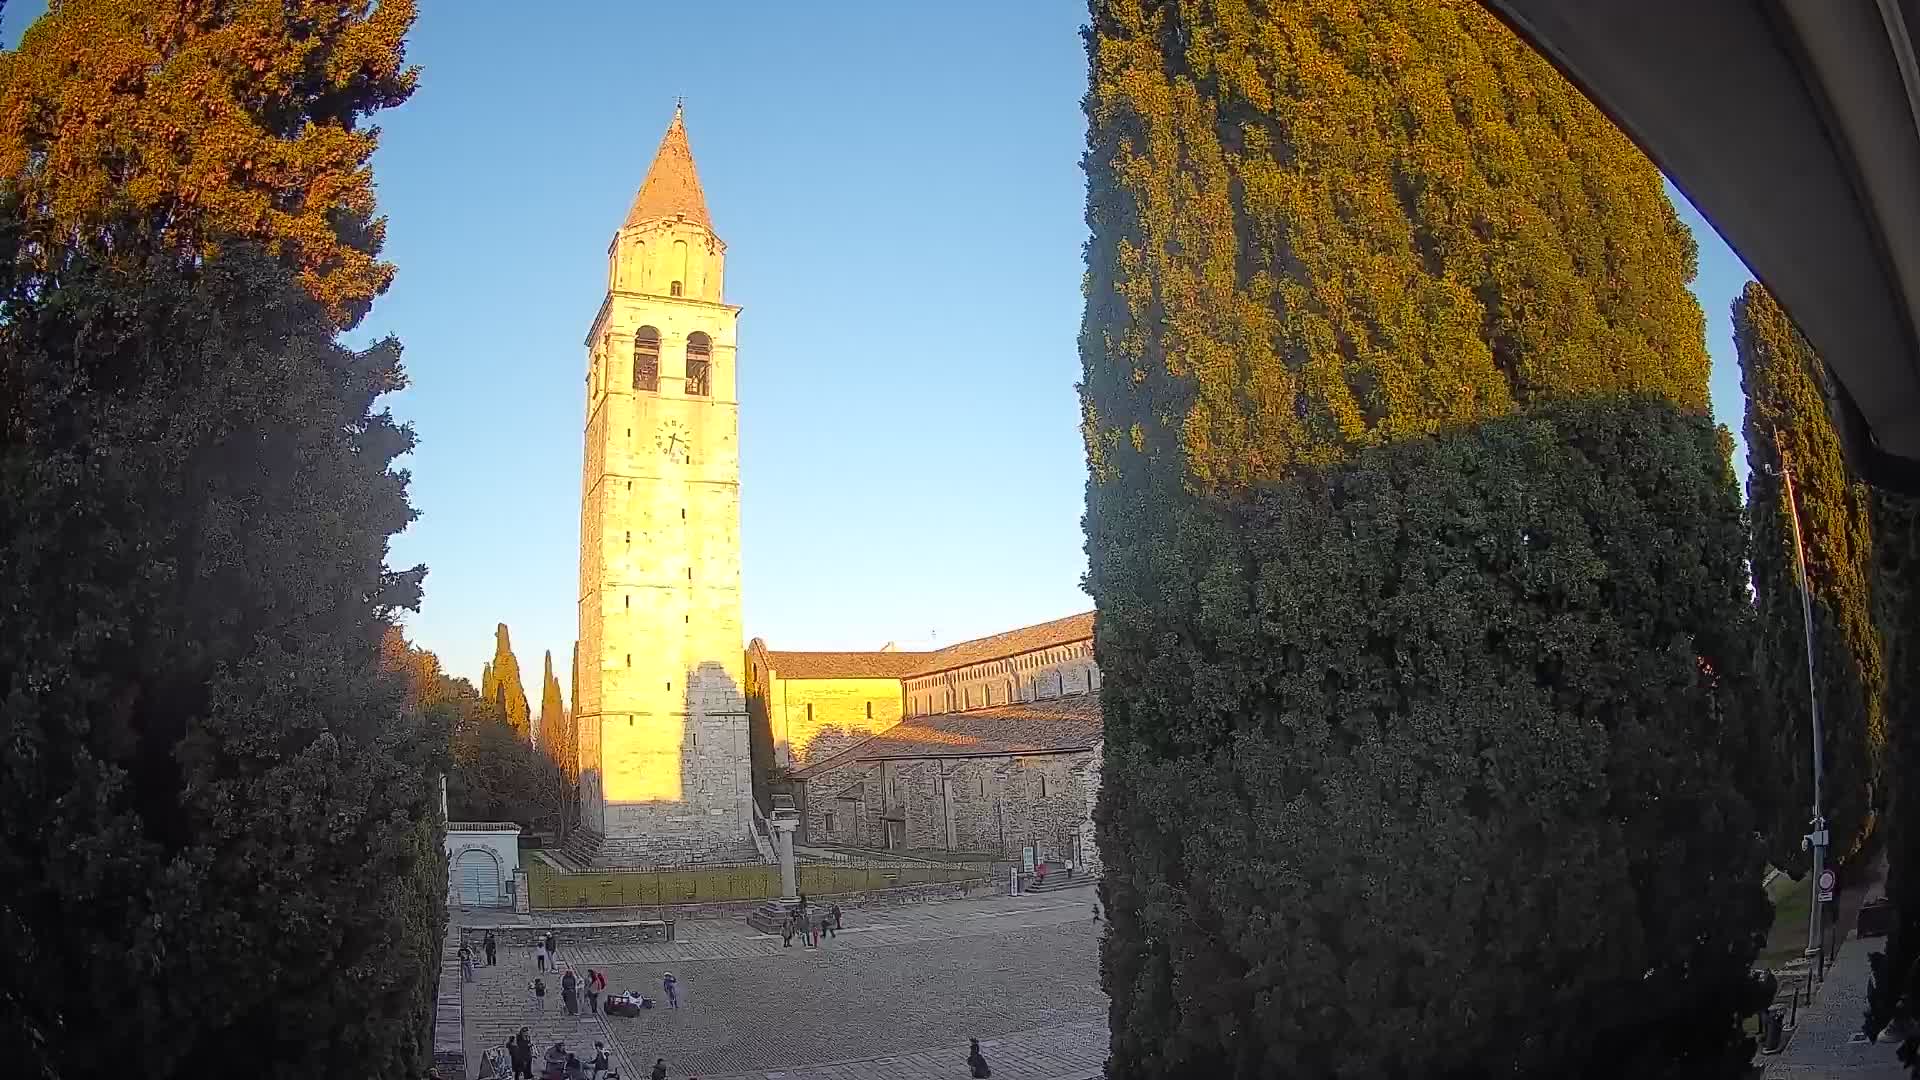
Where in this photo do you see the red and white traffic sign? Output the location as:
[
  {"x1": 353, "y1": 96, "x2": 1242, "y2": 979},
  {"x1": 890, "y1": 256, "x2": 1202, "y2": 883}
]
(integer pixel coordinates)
[{"x1": 1817, "y1": 869, "x2": 1837, "y2": 903}]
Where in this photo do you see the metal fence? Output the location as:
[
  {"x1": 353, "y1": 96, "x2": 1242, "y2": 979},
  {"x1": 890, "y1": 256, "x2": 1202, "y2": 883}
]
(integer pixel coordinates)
[{"x1": 526, "y1": 858, "x2": 994, "y2": 909}]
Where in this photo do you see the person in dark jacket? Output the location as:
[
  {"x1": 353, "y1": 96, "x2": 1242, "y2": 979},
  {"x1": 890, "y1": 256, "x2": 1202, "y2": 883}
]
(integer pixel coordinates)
[
  {"x1": 509, "y1": 1027, "x2": 534, "y2": 1080},
  {"x1": 650, "y1": 1058, "x2": 668, "y2": 1080},
  {"x1": 484, "y1": 929, "x2": 498, "y2": 965},
  {"x1": 968, "y1": 1037, "x2": 992, "y2": 1078},
  {"x1": 830, "y1": 902, "x2": 842, "y2": 930},
  {"x1": 561, "y1": 967, "x2": 579, "y2": 1014}
]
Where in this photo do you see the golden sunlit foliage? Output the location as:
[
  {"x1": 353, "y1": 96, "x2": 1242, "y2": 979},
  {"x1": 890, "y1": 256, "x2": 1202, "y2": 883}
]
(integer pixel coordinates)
[{"x1": 0, "y1": 0, "x2": 417, "y2": 329}]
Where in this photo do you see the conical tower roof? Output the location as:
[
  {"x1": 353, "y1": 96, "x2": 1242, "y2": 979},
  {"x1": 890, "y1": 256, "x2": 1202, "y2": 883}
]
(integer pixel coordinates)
[{"x1": 622, "y1": 104, "x2": 713, "y2": 232}]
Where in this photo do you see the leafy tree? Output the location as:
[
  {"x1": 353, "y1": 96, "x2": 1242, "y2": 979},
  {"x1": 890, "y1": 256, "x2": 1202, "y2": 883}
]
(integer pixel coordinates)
[
  {"x1": 485, "y1": 622, "x2": 531, "y2": 740},
  {"x1": 1735, "y1": 282, "x2": 1884, "y2": 869},
  {"x1": 382, "y1": 629, "x2": 558, "y2": 832},
  {"x1": 0, "y1": 0, "x2": 418, "y2": 330},
  {"x1": 1080, "y1": 1, "x2": 1767, "y2": 1076},
  {"x1": 0, "y1": 240, "x2": 444, "y2": 1079}
]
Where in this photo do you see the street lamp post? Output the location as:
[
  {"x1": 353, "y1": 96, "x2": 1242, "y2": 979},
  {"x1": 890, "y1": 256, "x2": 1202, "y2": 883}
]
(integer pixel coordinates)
[{"x1": 1779, "y1": 451, "x2": 1830, "y2": 976}]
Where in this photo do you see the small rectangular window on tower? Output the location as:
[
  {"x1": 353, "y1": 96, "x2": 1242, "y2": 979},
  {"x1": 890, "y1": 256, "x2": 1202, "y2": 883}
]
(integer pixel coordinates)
[
  {"x1": 625, "y1": 654, "x2": 632, "y2": 667},
  {"x1": 866, "y1": 701, "x2": 873, "y2": 720}
]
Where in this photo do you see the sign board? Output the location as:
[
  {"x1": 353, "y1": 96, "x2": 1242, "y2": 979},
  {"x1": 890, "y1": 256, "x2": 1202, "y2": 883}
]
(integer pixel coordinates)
[
  {"x1": 1022, "y1": 846, "x2": 1037, "y2": 873},
  {"x1": 1817, "y1": 868, "x2": 1837, "y2": 903}
]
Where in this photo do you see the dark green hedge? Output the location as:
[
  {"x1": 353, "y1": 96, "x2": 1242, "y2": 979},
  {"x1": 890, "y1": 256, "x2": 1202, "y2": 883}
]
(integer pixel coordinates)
[{"x1": 1092, "y1": 398, "x2": 1770, "y2": 1078}]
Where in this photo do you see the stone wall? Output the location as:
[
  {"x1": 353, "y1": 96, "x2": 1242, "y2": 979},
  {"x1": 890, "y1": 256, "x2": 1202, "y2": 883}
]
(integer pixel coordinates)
[
  {"x1": 799, "y1": 748, "x2": 1098, "y2": 865},
  {"x1": 903, "y1": 640, "x2": 1100, "y2": 717},
  {"x1": 753, "y1": 672, "x2": 905, "y2": 766}
]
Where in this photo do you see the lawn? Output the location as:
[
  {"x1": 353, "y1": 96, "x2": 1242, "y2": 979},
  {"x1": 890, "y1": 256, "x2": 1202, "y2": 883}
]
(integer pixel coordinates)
[{"x1": 1758, "y1": 869, "x2": 1813, "y2": 973}]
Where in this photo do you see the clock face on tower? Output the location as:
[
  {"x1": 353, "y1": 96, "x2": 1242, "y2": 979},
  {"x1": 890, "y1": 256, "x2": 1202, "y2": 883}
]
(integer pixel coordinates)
[{"x1": 655, "y1": 418, "x2": 690, "y2": 464}]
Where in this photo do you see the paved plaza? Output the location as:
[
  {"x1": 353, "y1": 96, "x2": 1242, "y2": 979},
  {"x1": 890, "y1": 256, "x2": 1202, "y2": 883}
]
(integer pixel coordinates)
[{"x1": 461, "y1": 892, "x2": 1108, "y2": 1079}]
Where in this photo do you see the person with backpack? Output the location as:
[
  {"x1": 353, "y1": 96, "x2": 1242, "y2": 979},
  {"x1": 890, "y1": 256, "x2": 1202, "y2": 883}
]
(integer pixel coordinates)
[
  {"x1": 585, "y1": 968, "x2": 605, "y2": 1013},
  {"x1": 530, "y1": 976, "x2": 547, "y2": 1013}
]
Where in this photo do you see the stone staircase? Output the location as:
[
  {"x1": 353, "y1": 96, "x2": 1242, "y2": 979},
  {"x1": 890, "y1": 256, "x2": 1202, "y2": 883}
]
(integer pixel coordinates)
[{"x1": 1023, "y1": 864, "x2": 1096, "y2": 894}]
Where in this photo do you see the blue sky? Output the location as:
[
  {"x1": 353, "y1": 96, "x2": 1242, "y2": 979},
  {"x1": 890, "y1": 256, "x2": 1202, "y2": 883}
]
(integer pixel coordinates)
[{"x1": 1, "y1": 3, "x2": 1757, "y2": 691}]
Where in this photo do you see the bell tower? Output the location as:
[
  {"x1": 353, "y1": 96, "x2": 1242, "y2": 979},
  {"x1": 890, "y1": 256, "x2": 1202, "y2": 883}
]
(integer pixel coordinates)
[{"x1": 574, "y1": 105, "x2": 754, "y2": 864}]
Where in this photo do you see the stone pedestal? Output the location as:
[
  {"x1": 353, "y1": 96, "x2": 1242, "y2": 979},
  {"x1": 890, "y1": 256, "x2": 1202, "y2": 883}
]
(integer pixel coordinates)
[{"x1": 745, "y1": 805, "x2": 801, "y2": 932}]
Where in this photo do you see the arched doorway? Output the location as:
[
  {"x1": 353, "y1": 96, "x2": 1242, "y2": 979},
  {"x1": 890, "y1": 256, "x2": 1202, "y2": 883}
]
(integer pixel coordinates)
[{"x1": 454, "y1": 846, "x2": 503, "y2": 906}]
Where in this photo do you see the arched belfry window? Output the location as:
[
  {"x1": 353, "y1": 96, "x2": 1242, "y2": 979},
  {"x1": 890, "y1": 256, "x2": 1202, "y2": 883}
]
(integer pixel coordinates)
[
  {"x1": 633, "y1": 327, "x2": 660, "y2": 391},
  {"x1": 685, "y1": 332, "x2": 712, "y2": 397}
]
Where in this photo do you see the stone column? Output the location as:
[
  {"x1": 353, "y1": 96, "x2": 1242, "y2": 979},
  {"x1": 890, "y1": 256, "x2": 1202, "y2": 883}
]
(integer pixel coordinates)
[{"x1": 772, "y1": 816, "x2": 799, "y2": 900}]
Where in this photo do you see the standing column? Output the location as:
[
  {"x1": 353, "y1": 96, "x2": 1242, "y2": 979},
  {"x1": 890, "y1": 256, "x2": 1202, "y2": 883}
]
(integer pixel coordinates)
[{"x1": 773, "y1": 817, "x2": 799, "y2": 900}]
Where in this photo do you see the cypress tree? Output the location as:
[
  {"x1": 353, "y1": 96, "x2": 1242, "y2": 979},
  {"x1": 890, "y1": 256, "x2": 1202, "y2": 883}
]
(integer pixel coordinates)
[
  {"x1": 0, "y1": 0, "x2": 418, "y2": 330},
  {"x1": 0, "y1": 242, "x2": 444, "y2": 1078},
  {"x1": 486, "y1": 623, "x2": 531, "y2": 740},
  {"x1": 1081, "y1": 2, "x2": 1767, "y2": 1076},
  {"x1": 1868, "y1": 494, "x2": 1920, "y2": 1057},
  {"x1": 540, "y1": 650, "x2": 566, "y2": 769},
  {"x1": 1735, "y1": 282, "x2": 1884, "y2": 869}
]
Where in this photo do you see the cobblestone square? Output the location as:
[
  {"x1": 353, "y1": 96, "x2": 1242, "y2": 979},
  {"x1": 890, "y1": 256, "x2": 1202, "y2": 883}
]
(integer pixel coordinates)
[{"x1": 462, "y1": 894, "x2": 1108, "y2": 1079}]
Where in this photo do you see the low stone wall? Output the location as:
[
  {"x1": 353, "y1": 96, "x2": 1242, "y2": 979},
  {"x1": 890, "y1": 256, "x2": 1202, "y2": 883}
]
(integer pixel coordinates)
[{"x1": 433, "y1": 915, "x2": 465, "y2": 1078}]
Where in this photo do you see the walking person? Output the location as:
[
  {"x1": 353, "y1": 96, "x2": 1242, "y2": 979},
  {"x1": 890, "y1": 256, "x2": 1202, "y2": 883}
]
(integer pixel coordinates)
[
  {"x1": 485, "y1": 929, "x2": 498, "y2": 966},
  {"x1": 530, "y1": 976, "x2": 547, "y2": 1014},
  {"x1": 588, "y1": 1042, "x2": 610, "y2": 1080},
  {"x1": 662, "y1": 971, "x2": 679, "y2": 1009},
  {"x1": 544, "y1": 931, "x2": 558, "y2": 966},
  {"x1": 830, "y1": 902, "x2": 842, "y2": 930},
  {"x1": 510, "y1": 1028, "x2": 535, "y2": 1080},
  {"x1": 535, "y1": 938, "x2": 548, "y2": 973},
  {"x1": 820, "y1": 913, "x2": 835, "y2": 941},
  {"x1": 781, "y1": 913, "x2": 796, "y2": 948},
  {"x1": 968, "y1": 1037, "x2": 992, "y2": 1078},
  {"x1": 561, "y1": 966, "x2": 579, "y2": 1015},
  {"x1": 459, "y1": 942, "x2": 475, "y2": 982},
  {"x1": 650, "y1": 1059, "x2": 668, "y2": 1080},
  {"x1": 585, "y1": 968, "x2": 604, "y2": 1014}
]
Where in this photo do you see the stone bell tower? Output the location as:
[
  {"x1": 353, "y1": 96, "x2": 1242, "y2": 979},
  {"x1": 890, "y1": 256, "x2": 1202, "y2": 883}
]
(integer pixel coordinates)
[{"x1": 573, "y1": 105, "x2": 755, "y2": 865}]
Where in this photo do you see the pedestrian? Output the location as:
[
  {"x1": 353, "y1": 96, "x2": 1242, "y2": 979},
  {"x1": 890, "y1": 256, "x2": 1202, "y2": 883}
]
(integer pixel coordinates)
[
  {"x1": 585, "y1": 968, "x2": 604, "y2": 1014},
  {"x1": 536, "y1": 938, "x2": 548, "y2": 972},
  {"x1": 781, "y1": 913, "x2": 796, "y2": 948},
  {"x1": 1092, "y1": 899, "x2": 1102, "y2": 921},
  {"x1": 830, "y1": 902, "x2": 842, "y2": 930},
  {"x1": 820, "y1": 913, "x2": 835, "y2": 940},
  {"x1": 650, "y1": 1059, "x2": 668, "y2": 1080},
  {"x1": 565, "y1": 1052, "x2": 587, "y2": 1080},
  {"x1": 662, "y1": 970, "x2": 679, "y2": 1009},
  {"x1": 485, "y1": 929, "x2": 498, "y2": 966},
  {"x1": 561, "y1": 967, "x2": 579, "y2": 1015},
  {"x1": 459, "y1": 942, "x2": 475, "y2": 982},
  {"x1": 589, "y1": 1041, "x2": 610, "y2": 1080},
  {"x1": 544, "y1": 931, "x2": 558, "y2": 965},
  {"x1": 968, "y1": 1037, "x2": 992, "y2": 1078},
  {"x1": 531, "y1": 976, "x2": 547, "y2": 1013},
  {"x1": 510, "y1": 1027, "x2": 535, "y2": 1080}
]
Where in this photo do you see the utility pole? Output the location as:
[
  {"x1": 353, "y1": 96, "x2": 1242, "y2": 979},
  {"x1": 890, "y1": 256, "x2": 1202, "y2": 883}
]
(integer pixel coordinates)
[{"x1": 1779, "y1": 450, "x2": 1830, "y2": 976}]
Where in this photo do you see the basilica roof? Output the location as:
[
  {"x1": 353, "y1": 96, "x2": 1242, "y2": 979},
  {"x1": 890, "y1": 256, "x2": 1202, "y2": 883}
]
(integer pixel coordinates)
[
  {"x1": 789, "y1": 692, "x2": 1102, "y2": 778},
  {"x1": 622, "y1": 104, "x2": 713, "y2": 232},
  {"x1": 757, "y1": 611, "x2": 1096, "y2": 683}
]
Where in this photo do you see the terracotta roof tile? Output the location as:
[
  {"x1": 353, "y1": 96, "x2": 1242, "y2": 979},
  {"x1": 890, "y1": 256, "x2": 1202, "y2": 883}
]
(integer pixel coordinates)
[
  {"x1": 623, "y1": 105, "x2": 713, "y2": 232},
  {"x1": 791, "y1": 693, "x2": 1102, "y2": 779},
  {"x1": 762, "y1": 651, "x2": 926, "y2": 680}
]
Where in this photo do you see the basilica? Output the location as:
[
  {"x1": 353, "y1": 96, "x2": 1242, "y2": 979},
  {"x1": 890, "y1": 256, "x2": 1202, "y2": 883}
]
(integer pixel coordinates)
[{"x1": 570, "y1": 107, "x2": 1102, "y2": 874}]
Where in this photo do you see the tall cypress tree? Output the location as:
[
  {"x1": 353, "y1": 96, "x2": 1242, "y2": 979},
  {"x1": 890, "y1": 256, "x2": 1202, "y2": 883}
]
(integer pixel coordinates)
[
  {"x1": 1735, "y1": 282, "x2": 1884, "y2": 869},
  {"x1": 539, "y1": 650, "x2": 566, "y2": 768},
  {"x1": 1081, "y1": 2, "x2": 1766, "y2": 1076},
  {"x1": 486, "y1": 623, "x2": 531, "y2": 740}
]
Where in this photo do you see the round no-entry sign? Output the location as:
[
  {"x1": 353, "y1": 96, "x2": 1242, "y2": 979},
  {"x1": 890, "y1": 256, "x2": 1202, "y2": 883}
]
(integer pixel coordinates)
[{"x1": 1818, "y1": 869, "x2": 1837, "y2": 902}]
